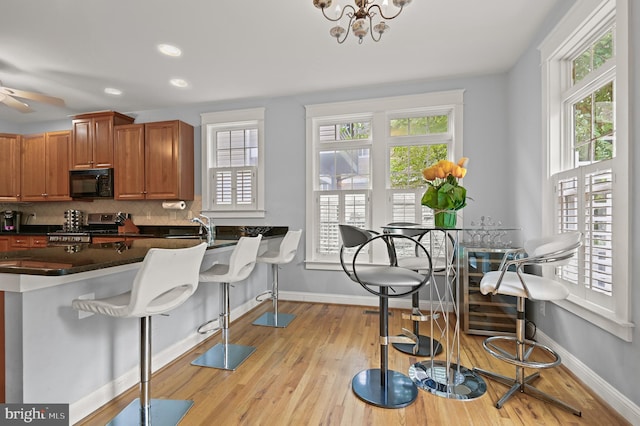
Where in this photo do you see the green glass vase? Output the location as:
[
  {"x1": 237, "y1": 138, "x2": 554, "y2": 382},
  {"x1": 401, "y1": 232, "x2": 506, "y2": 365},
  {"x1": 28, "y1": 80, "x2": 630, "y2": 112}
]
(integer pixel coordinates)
[{"x1": 434, "y1": 210, "x2": 457, "y2": 228}]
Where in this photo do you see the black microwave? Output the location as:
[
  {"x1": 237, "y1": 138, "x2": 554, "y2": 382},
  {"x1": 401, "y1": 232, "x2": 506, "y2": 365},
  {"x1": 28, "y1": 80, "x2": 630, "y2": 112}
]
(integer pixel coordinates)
[{"x1": 69, "y1": 168, "x2": 114, "y2": 199}]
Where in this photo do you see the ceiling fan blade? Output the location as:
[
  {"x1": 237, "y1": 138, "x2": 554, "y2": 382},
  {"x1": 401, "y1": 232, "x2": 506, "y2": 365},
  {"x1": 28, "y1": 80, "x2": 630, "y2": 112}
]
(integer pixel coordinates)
[
  {"x1": 0, "y1": 87, "x2": 65, "y2": 106},
  {"x1": 1, "y1": 95, "x2": 34, "y2": 113}
]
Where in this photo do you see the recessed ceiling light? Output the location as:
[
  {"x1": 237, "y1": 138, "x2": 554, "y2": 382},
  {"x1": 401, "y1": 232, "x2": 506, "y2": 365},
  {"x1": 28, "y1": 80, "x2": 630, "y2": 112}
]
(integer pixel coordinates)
[
  {"x1": 104, "y1": 87, "x2": 123, "y2": 95},
  {"x1": 158, "y1": 44, "x2": 182, "y2": 57},
  {"x1": 170, "y1": 78, "x2": 189, "y2": 88}
]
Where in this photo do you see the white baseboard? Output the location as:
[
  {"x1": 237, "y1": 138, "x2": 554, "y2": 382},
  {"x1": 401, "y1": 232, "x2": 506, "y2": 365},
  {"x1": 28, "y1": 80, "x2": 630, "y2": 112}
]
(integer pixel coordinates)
[
  {"x1": 280, "y1": 290, "x2": 455, "y2": 312},
  {"x1": 531, "y1": 331, "x2": 639, "y2": 425},
  {"x1": 69, "y1": 297, "x2": 260, "y2": 425}
]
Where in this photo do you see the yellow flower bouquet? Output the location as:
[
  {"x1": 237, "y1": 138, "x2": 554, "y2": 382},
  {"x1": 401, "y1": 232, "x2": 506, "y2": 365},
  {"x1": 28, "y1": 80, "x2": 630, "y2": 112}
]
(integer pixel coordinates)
[{"x1": 421, "y1": 158, "x2": 468, "y2": 227}]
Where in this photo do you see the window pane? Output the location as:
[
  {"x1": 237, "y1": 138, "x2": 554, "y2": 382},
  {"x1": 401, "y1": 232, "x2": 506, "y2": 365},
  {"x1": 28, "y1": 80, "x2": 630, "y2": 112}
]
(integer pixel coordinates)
[
  {"x1": 319, "y1": 122, "x2": 371, "y2": 142},
  {"x1": 318, "y1": 149, "x2": 370, "y2": 190},
  {"x1": 390, "y1": 115, "x2": 448, "y2": 136},
  {"x1": 572, "y1": 28, "x2": 614, "y2": 84},
  {"x1": 389, "y1": 144, "x2": 447, "y2": 189},
  {"x1": 572, "y1": 81, "x2": 614, "y2": 167},
  {"x1": 216, "y1": 127, "x2": 258, "y2": 167}
]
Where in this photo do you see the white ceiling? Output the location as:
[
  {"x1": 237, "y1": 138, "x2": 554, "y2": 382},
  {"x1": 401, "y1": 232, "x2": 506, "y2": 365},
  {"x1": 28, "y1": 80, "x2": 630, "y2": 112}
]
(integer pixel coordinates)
[{"x1": 0, "y1": 0, "x2": 559, "y2": 124}]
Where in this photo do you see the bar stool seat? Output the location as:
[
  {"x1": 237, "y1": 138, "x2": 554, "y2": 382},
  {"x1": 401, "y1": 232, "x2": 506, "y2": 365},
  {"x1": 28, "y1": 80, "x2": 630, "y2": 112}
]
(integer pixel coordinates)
[
  {"x1": 72, "y1": 242, "x2": 208, "y2": 426},
  {"x1": 253, "y1": 230, "x2": 302, "y2": 327},
  {"x1": 192, "y1": 235, "x2": 262, "y2": 371}
]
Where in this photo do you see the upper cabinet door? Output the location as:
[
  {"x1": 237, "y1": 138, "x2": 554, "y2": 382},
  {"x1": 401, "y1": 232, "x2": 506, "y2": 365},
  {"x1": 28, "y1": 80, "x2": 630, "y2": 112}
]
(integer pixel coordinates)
[
  {"x1": 20, "y1": 133, "x2": 47, "y2": 201},
  {"x1": 0, "y1": 133, "x2": 21, "y2": 202},
  {"x1": 114, "y1": 124, "x2": 145, "y2": 200},
  {"x1": 44, "y1": 131, "x2": 71, "y2": 201},
  {"x1": 71, "y1": 119, "x2": 93, "y2": 170},
  {"x1": 92, "y1": 116, "x2": 115, "y2": 168},
  {"x1": 144, "y1": 120, "x2": 194, "y2": 200}
]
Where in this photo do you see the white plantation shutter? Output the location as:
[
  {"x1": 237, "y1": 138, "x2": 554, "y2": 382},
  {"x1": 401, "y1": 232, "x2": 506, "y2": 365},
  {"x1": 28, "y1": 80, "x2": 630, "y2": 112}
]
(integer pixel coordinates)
[
  {"x1": 391, "y1": 191, "x2": 418, "y2": 223},
  {"x1": 317, "y1": 191, "x2": 369, "y2": 257},
  {"x1": 584, "y1": 169, "x2": 613, "y2": 295},
  {"x1": 555, "y1": 164, "x2": 614, "y2": 301},
  {"x1": 212, "y1": 166, "x2": 256, "y2": 209}
]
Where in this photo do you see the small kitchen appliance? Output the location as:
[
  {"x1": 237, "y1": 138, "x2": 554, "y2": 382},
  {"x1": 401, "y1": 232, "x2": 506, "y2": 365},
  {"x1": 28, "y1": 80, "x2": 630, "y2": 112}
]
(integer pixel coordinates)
[{"x1": 2, "y1": 210, "x2": 22, "y2": 232}]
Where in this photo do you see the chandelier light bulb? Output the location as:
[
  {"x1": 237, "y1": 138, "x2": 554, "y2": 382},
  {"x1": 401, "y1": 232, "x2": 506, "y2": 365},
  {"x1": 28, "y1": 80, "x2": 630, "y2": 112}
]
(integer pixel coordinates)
[
  {"x1": 352, "y1": 18, "x2": 369, "y2": 41},
  {"x1": 373, "y1": 21, "x2": 389, "y2": 36}
]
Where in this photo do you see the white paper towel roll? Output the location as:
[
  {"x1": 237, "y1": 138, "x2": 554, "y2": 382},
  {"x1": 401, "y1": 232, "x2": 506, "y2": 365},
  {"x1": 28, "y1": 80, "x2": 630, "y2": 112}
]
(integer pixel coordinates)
[{"x1": 162, "y1": 201, "x2": 186, "y2": 210}]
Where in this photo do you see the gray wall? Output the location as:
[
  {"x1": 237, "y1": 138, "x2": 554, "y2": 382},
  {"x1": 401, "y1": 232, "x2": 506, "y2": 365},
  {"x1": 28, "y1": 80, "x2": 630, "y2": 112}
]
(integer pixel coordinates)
[{"x1": 7, "y1": 0, "x2": 638, "y2": 411}]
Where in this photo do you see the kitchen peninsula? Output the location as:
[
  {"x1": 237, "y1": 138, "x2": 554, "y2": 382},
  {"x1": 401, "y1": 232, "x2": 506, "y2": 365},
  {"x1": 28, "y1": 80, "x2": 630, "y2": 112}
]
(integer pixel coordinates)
[{"x1": 0, "y1": 232, "x2": 285, "y2": 424}]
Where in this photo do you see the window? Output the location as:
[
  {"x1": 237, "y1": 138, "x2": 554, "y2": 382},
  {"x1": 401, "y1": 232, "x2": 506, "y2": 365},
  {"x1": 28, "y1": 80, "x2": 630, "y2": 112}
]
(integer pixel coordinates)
[
  {"x1": 201, "y1": 108, "x2": 265, "y2": 218},
  {"x1": 540, "y1": 0, "x2": 631, "y2": 340},
  {"x1": 305, "y1": 91, "x2": 464, "y2": 268}
]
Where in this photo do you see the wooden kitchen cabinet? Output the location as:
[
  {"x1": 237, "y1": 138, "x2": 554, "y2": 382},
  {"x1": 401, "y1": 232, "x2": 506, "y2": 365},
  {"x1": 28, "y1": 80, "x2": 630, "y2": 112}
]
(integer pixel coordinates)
[
  {"x1": 71, "y1": 111, "x2": 134, "y2": 170},
  {"x1": 0, "y1": 133, "x2": 21, "y2": 202},
  {"x1": 0, "y1": 236, "x2": 10, "y2": 252},
  {"x1": 114, "y1": 120, "x2": 194, "y2": 200},
  {"x1": 21, "y1": 131, "x2": 72, "y2": 202},
  {"x1": 9, "y1": 235, "x2": 48, "y2": 250}
]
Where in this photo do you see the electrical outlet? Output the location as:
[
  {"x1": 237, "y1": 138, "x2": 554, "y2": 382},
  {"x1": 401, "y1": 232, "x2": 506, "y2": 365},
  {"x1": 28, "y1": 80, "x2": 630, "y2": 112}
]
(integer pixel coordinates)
[
  {"x1": 539, "y1": 300, "x2": 546, "y2": 316},
  {"x1": 146, "y1": 211, "x2": 151, "y2": 220},
  {"x1": 77, "y1": 293, "x2": 95, "y2": 319}
]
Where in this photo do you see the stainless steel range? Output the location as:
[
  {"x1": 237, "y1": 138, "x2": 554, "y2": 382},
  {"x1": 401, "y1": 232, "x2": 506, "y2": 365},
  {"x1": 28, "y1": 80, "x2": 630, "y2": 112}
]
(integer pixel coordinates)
[{"x1": 47, "y1": 212, "x2": 130, "y2": 245}]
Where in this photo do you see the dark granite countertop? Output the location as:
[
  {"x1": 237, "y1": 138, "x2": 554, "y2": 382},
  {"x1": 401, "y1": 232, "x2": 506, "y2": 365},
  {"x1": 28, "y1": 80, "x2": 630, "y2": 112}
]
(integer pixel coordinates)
[
  {"x1": 0, "y1": 226, "x2": 288, "y2": 277},
  {"x1": 0, "y1": 238, "x2": 235, "y2": 276},
  {"x1": 0, "y1": 225, "x2": 288, "y2": 239}
]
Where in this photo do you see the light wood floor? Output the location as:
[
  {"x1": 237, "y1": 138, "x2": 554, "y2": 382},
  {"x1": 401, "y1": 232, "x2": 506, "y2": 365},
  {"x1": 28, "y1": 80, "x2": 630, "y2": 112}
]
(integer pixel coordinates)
[{"x1": 77, "y1": 301, "x2": 629, "y2": 425}]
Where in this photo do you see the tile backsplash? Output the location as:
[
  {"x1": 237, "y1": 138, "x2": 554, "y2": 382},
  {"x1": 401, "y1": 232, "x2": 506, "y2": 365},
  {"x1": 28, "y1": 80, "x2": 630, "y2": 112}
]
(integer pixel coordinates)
[{"x1": 1, "y1": 196, "x2": 202, "y2": 227}]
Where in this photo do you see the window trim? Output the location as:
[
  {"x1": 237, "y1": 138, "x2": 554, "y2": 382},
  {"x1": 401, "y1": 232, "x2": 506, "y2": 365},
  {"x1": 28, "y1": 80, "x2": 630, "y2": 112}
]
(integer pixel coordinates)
[
  {"x1": 305, "y1": 90, "x2": 464, "y2": 270},
  {"x1": 539, "y1": 0, "x2": 632, "y2": 341},
  {"x1": 200, "y1": 108, "x2": 265, "y2": 218}
]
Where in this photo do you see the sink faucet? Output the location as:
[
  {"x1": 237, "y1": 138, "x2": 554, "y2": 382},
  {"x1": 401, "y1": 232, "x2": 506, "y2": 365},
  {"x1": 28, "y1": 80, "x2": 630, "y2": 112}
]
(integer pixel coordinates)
[{"x1": 191, "y1": 215, "x2": 215, "y2": 246}]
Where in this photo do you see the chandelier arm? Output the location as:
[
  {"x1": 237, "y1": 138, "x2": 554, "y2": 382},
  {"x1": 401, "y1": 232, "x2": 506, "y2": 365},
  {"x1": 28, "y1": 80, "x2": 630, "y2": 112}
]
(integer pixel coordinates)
[
  {"x1": 321, "y1": 4, "x2": 357, "y2": 22},
  {"x1": 368, "y1": 3, "x2": 404, "y2": 20},
  {"x1": 370, "y1": 22, "x2": 383, "y2": 42}
]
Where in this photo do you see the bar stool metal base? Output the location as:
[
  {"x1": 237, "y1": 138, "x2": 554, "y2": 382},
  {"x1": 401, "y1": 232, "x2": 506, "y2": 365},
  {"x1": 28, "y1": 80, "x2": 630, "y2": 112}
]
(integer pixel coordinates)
[
  {"x1": 393, "y1": 334, "x2": 443, "y2": 357},
  {"x1": 408, "y1": 360, "x2": 486, "y2": 400},
  {"x1": 351, "y1": 368, "x2": 419, "y2": 409},
  {"x1": 252, "y1": 312, "x2": 295, "y2": 328},
  {"x1": 191, "y1": 343, "x2": 256, "y2": 371},
  {"x1": 107, "y1": 398, "x2": 193, "y2": 426},
  {"x1": 474, "y1": 367, "x2": 582, "y2": 416}
]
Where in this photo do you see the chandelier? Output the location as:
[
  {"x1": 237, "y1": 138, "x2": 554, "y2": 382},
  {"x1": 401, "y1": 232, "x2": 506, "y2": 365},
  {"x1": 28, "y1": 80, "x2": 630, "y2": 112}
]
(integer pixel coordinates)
[{"x1": 313, "y1": 0, "x2": 412, "y2": 44}]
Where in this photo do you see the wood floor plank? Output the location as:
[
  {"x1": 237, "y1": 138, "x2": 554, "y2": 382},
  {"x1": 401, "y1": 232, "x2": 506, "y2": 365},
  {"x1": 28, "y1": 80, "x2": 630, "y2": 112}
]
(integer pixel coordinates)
[{"x1": 76, "y1": 301, "x2": 629, "y2": 426}]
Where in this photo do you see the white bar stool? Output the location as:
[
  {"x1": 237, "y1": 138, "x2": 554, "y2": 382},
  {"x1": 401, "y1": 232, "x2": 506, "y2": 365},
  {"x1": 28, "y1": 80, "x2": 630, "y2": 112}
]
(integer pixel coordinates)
[
  {"x1": 71, "y1": 242, "x2": 208, "y2": 426},
  {"x1": 192, "y1": 235, "x2": 262, "y2": 371},
  {"x1": 253, "y1": 229, "x2": 302, "y2": 328},
  {"x1": 473, "y1": 231, "x2": 582, "y2": 416}
]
